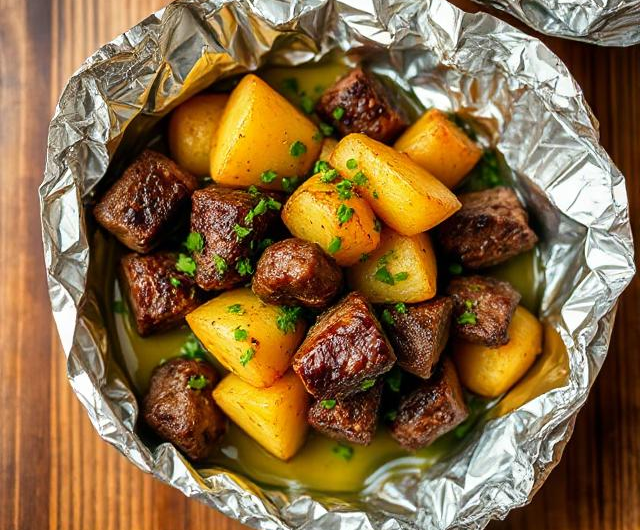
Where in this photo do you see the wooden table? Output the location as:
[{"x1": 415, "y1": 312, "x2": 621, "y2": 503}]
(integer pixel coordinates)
[{"x1": 0, "y1": 0, "x2": 637, "y2": 528}]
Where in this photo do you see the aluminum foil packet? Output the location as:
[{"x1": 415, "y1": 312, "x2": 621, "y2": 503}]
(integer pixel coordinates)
[
  {"x1": 40, "y1": 0, "x2": 635, "y2": 528},
  {"x1": 476, "y1": 0, "x2": 640, "y2": 46}
]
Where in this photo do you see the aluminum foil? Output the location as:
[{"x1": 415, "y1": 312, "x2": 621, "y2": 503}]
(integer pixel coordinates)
[
  {"x1": 476, "y1": 0, "x2": 640, "y2": 46},
  {"x1": 40, "y1": 1, "x2": 635, "y2": 528}
]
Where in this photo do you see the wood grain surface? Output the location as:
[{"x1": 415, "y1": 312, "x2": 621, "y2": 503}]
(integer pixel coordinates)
[{"x1": 0, "y1": 0, "x2": 637, "y2": 529}]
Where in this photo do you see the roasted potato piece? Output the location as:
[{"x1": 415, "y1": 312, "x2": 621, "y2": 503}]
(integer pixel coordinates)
[
  {"x1": 120, "y1": 252, "x2": 202, "y2": 336},
  {"x1": 319, "y1": 137, "x2": 338, "y2": 161},
  {"x1": 168, "y1": 93, "x2": 229, "y2": 176},
  {"x1": 453, "y1": 305, "x2": 543, "y2": 397},
  {"x1": 307, "y1": 381, "x2": 383, "y2": 445},
  {"x1": 94, "y1": 150, "x2": 198, "y2": 253},
  {"x1": 390, "y1": 359, "x2": 468, "y2": 450},
  {"x1": 252, "y1": 238, "x2": 343, "y2": 309},
  {"x1": 347, "y1": 227, "x2": 437, "y2": 303},
  {"x1": 330, "y1": 134, "x2": 461, "y2": 235},
  {"x1": 143, "y1": 358, "x2": 226, "y2": 461},
  {"x1": 186, "y1": 288, "x2": 305, "y2": 388},
  {"x1": 292, "y1": 292, "x2": 396, "y2": 398},
  {"x1": 210, "y1": 74, "x2": 321, "y2": 191},
  {"x1": 438, "y1": 187, "x2": 538, "y2": 269},
  {"x1": 281, "y1": 174, "x2": 380, "y2": 266},
  {"x1": 213, "y1": 370, "x2": 310, "y2": 460},
  {"x1": 381, "y1": 297, "x2": 453, "y2": 379},
  {"x1": 394, "y1": 109, "x2": 482, "y2": 188}
]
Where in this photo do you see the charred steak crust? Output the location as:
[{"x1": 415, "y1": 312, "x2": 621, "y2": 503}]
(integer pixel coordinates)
[
  {"x1": 292, "y1": 292, "x2": 396, "y2": 399},
  {"x1": 390, "y1": 359, "x2": 468, "y2": 450},
  {"x1": 94, "y1": 150, "x2": 198, "y2": 253},
  {"x1": 438, "y1": 186, "x2": 538, "y2": 269},
  {"x1": 190, "y1": 186, "x2": 281, "y2": 291},
  {"x1": 252, "y1": 238, "x2": 343, "y2": 309},
  {"x1": 307, "y1": 380, "x2": 383, "y2": 445},
  {"x1": 447, "y1": 275, "x2": 521, "y2": 347},
  {"x1": 119, "y1": 252, "x2": 202, "y2": 337},
  {"x1": 382, "y1": 297, "x2": 453, "y2": 379},
  {"x1": 143, "y1": 358, "x2": 226, "y2": 461},
  {"x1": 315, "y1": 67, "x2": 408, "y2": 144}
]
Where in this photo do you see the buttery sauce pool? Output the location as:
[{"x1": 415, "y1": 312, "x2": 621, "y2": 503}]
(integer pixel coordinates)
[{"x1": 106, "y1": 61, "x2": 545, "y2": 494}]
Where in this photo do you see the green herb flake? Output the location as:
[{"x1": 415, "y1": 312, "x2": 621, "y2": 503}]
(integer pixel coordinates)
[
  {"x1": 184, "y1": 231, "x2": 204, "y2": 253},
  {"x1": 187, "y1": 375, "x2": 209, "y2": 390},
  {"x1": 314, "y1": 160, "x2": 330, "y2": 174},
  {"x1": 260, "y1": 169, "x2": 277, "y2": 184},
  {"x1": 457, "y1": 310, "x2": 477, "y2": 325},
  {"x1": 235, "y1": 258, "x2": 254, "y2": 277},
  {"x1": 312, "y1": 130, "x2": 323, "y2": 142},
  {"x1": 240, "y1": 348, "x2": 255, "y2": 367},
  {"x1": 336, "y1": 203, "x2": 355, "y2": 225},
  {"x1": 113, "y1": 300, "x2": 127, "y2": 314},
  {"x1": 377, "y1": 251, "x2": 394, "y2": 266},
  {"x1": 258, "y1": 238, "x2": 274, "y2": 252},
  {"x1": 234, "y1": 327, "x2": 248, "y2": 341},
  {"x1": 346, "y1": 158, "x2": 358, "y2": 170},
  {"x1": 321, "y1": 399, "x2": 337, "y2": 410},
  {"x1": 353, "y1": 171, "x2": 368, "y2": 186},
  {"x1": 319, "y1": 169, "x2": 339, "y2": 183},
  {"x1": 394, "y1": 302, "x2": 408, "y2": 314},
  {"x1": 169, "y1": 277, "x2": 181, "y2": 288},
  {"x1": 394, "y1": 271, "x2": 409, "y2": 282},
  {"x1": 385, "y1": 366, "x2": 402, "y2": 392},
  {"x1": 176, "y1": 253, "x2": 197, "y2": 276},
  {"x1": 327, "y1": 236, "x2": 342, "y2": 255},
  {"x1": 332, "y1": 106, "x2": 345, "y2": 121},
  {"x1": 332, "y1": 443, "x2": 354, "y2": 461},
  {"x1": 319, "y1": 122, "x2": 334, "y2": 137},
  {"x1": 233, "y1": 224, "x2": 252, "y2": 240},
  {"x1": 374, "y1": 266, "x2": 395, "y2": 285},
  {"x1": 281, "y1": 77, "x2": 299, "y2": 93},
  {"x1": 372, "y1": 190, "x2": 380, "y2": 200},
  {"x1": 227, "y1": 304, "x2": 244, "y2": 314},
  {"x1": 449, "y1": 263, "x2": 463, "y2": 275},
  {"x1": 385, "y1": 410, "x2": 398, "y2": 421},
  {"x1": 381, "y1": 308, "x2": 395, "y2": 326},
  {"x1": 213, "y1": 254, "x2": 227, "y2": 275},
  {"x1": 181, "y1": 334, "x2": 208, "y2": 359},
  {"x1": 361, "y1": 379, "x2": 376, "y2": 391},
  {"x1": 247, "y1": 184, "x2": 260, "y2": 196},
  {"x1": 300, "y1": 94, "x2": 314, "y2": 114},
  {"x1": 281, "y1": 176, "x2": 299, "y2": 193},
  {"x1": 277, "y1": 306, "x2": 303, "y2": 334},
  {"x1": 289, "y1": 140, "x2": 307, "y2": 157},
  {"x1": 336, "y1": 179, "x2": 353, "y2": 200},
  {"x1": 373, "y1": 219, "x2": 382, "y2": 232},
  {"x1": 359, "y1": 253, "x2": 370, "y2": 263}
]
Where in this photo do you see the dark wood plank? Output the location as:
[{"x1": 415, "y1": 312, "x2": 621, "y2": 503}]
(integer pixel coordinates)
[{"x1": 0, "y1": 0, "x2": 637, "y2": 529}]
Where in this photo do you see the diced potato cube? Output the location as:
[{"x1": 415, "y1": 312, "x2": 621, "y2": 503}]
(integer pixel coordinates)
[
  {"x1": 394, "y1": 109, "x2": 482, "y2": 189},
  {"x1": 210, "y1": 74, "x2": 321, "y2": 191},
  {"x1": 453, "y1": 305, "x2": 543, "y2": 397},
  {"x1": 347, "y1": 227, "x2": 437, "y2": 303},
  {"x1": 186, "y1": 288, "x2": 305, "y2": 388},
  {"x1": 213, "y1": 371, "x2": 310, "y2": 460},
  {"x1": 281, "y1": 174, "x2": 380, "y2": 266},
  {"x1": 330, "y1": 133, "x2": 461, "y2": 235}
]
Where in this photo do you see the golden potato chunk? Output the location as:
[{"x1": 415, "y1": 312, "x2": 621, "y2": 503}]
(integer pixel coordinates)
[
  {"x1": 453, "y1": 305, "x2": 543, "y2": 397},
  {"x1": 347, "y1": 227, "x2": 437, "y2": 303},
  {"x1": 210, "y1": 74, "x2": 321, "y2": 190},
  {"x1": 330, "y1": 133, "x2": 461, "y2": 235},
  {"x1": 168, "y1": 94, "x2": 228, "y2": 176},
  {"x1": 186, "y1": 288, "x2": 305, "y2": 388},
  {"x1": 281, "y1": 174, "x2": 380, "y2": 266},
  {"x1": 394, "y1": 109, "x2": 482, "y2": 189},
  {"x1": 213, "y1": 371, "x2": 310, "y2": 460}
]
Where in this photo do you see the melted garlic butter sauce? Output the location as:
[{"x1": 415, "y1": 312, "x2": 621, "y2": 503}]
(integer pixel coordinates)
[{"x1": 109, "y1": 61, "x2": 545, "y2": 494}]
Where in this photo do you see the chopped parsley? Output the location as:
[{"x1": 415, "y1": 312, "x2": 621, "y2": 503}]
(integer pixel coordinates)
[
  {"x1": 180, "y1": 333, "x2": 207, "y2": 359},
  {"x1": 247, "y1": 184, "x2": 260, "y2": 196},
  {"x1": 314, "y1": 160, "x2": 331, "y2": 173},
  {"x1": 336, "y1": 203, "x2": 354, "y2": 225},
  {"x1": 240, "y1": 348, "x2": 255, "y2": 366},
  {"x1": 377, "y1": 251, "x2": 394, "y2": 266},
  {"x1": 320, "y1": 399, "x2": 336, "y2": 410},
  {"x1": 372, "y1": 190, "x2": 379, "y2": 200},
  {"x1": 213, "y1": 254, "x2": 227, "y2": 275},
  {"x1": 319, "y1": 122, "x2": 334, "y2": 136},
  {"x1": 289, "y1": 140, "x2": 307, "y2": 157},
  {"x1": 281, "y1": 176, "x2": 299, "y2": 193},
  {"x1": 300, "y1": 94, "x2": 314, "y2": 114},
  {"x1": 385, "y1": 367, "x2": 402, "y2": 392},
  {"x1": 374, "y1": 266, "x2": 395, "y2": 285},
  {"x1": 361, "y1": 379, "x2": 376, "y2": 391},
  {"x1": 112, "y1": 300, "x2": 127, "y2": 314},
  {"x1": 281, "y1": 77, "x2": 299, "y2": 93},
  {"x1": 277, "y1": 306, "x2": 303, "y2": 334},
  {"x1": 258, "y1": 238, "x2": 274, "y2": 252},
  {"x1": 373, "y1": 219, "x2": 382, "y2": 232},
  {"x1": 332, "y1": 106, "x2": 345, "y2": 121},
  {"x1": 353, "y1": 171, "x2": 368, "y2": 186},
  {"x1": 233, "y1": 327, "x2": 248, "y2": 341},
  {"x1": 336, "y1": 179, "x2": 353, "y2": 199},
  {"x1": 245, "y1": 197, "x2": 282, "y2": 225},
  {"x1": 394, "y1": 302, "x2": 408, "y2": 314},
  {"x1": 233, "y1": 224, "x2": 252, "y2": 240},
  {"x1": 235, "y1": 258, "x2": 254, "y2": 276},
  {"x1": 184, "y1": 232, "x2": 204, "y2": 253},
  {"x1": 227, "y1": 304, "x2": 244, "y2": 314},
  {"x1": 394, "y1": 271, "x2": 409, "y2": 282},
  {"x1": 260, "y1": 169, "x2": 277, "y2": 183},
  {"x1": 312, "y1": 130, "x2": 323, "y2": 142},
  {"x1": 176, "y1": 253, "x2": 197, "y2": 276},
  {"x1": 327, "y1": 236, "x2": 342, "y2": 254},
  {"x1": 319, "y1": 168, "x2": 339, "y2": 183},
  {"x1": 359, "y1": 253, "x2": 370, "y2": 263},
  {"x1": 380, "y1": 308, "x2": 395, "y2": 326},
  {"x1": 384, "y1": 410, "x2": 398, "y2": 421},
  {"x1": 332, "y1": 442, "x2": 353, "y2": 461},
  {"x1": 187, "y1": 375, "x2": 209, "y2": 390},
  {"x1": 457, "y1": 300, "x2": 477, "y2": 325},
  {"x1": 346, "y1": 158, "x2": 358, "y2": 170},
  {"x1": 169, "y1": 277, "x2": 181, "y2": 288},
  {"x1": 449, "y1": 263, "x2": 463, "y2": 275}
]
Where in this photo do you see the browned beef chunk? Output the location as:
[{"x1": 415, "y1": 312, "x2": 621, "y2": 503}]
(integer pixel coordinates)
[
  {"x1": 252, "y1": 238, "x2": 343, "y2": 309},
  {"x1": 315, "y1": 67, "x2": 408, "y2": 144},
  {"x1": 120, "y1": 252, "x2": 202, "y2": 336},
  {"x1": 190, "y1": 186, "x2": 282, "y2": 291},
  {"x1": 390, "y1": 359, "x2": 468, "y2": 450},
  {"x1": 382, "y1": 298, "x2": 453, "y2": 379},
  {"x1": 293, "y1": 292, "x2": 396, "y2": 398},
  {"x1": 94, "y1": 150, "x2": 198, "y2": 253},
  {"x1": 438, "y1": 187, "x2": 538, "y2": 269},
  {"x1": 307, "y1": 381, "x2": 382, "y2": 445},
  {"x1": 447, "y1": 275, "x2": 520, "y2": 347},
  {"x1": 143, "y1": 358, "x2": 226, "y2": 461}
]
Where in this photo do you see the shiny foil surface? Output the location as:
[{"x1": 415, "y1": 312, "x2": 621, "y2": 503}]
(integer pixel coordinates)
[
  {"x1": 39, "y1": 1, "x2": 635, "y2": 529},
  {"x1": 476, "y1": 0, "x2": 640, "y2": 46}
]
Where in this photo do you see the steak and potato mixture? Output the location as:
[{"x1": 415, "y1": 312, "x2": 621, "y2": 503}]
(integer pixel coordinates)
[{"x1": 97, "y1": 66, "x2": 543, "y2": 467}]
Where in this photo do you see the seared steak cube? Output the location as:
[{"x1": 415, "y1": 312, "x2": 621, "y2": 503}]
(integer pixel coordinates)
[
  {"x1": 390, "y1": 359, "x2": 468, "y2": 450},
  {"x1": 120, "y1": 252, "x2": 202, "y2": 336},
  {"x1": 447, "y1": 275, "x2": 520, "y2": 347},
  {"x1": 307, "y1": 381, "x2": 382, "y2": 445},
  {"x1": 293, "y1": 292, "x2": 396, "y2": 398},
  {"x1": 315, "y1": 67, "x2": 408, "y2": 144},
  {"x1": 143, "y1": 358, "x2": 226, "y2": 461},
  {"x1": 94, "y1": 150, "x2": 198, "y2": 253},
  {"x1": 252, "y1": 238, "x2": 343, "y2": 309},
  {"x1": 438, "y1": 187, "x2": 538, "y2": 268},
  {"x1": 382, "y1": 298, "x2": 453, "y2": 379},
  {"x1": 190, "y1": 186, "x2": 281, "y2": 291}
]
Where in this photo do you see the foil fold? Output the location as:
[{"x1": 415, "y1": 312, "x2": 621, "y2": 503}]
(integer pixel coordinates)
[{"x1": 40, "y1": 1, "x2": 635, "y2": 529}]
